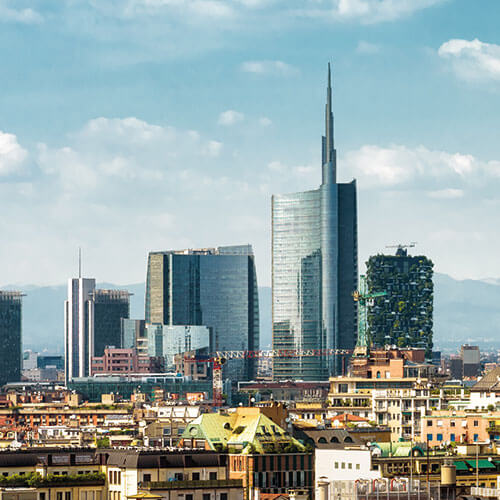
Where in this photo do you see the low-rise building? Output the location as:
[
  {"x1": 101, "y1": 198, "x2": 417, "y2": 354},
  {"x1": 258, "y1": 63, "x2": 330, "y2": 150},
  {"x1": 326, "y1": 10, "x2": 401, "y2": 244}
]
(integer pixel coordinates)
[
  {"x1": 422, "y1": 411, "x2": 491, "y2": 447},
  {"x1": 91, "y1": 348, "x2": 163, "y2": 375}
]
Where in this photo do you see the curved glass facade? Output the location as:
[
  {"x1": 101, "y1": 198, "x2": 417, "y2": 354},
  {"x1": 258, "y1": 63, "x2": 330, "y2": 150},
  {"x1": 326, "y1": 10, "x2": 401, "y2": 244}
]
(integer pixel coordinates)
[
  {"x1": 272, "y1": 190, "x2": 327, "y2": 379},
  {"x1": 271, "y1": 67, "x2": 358, "y2": 380}
]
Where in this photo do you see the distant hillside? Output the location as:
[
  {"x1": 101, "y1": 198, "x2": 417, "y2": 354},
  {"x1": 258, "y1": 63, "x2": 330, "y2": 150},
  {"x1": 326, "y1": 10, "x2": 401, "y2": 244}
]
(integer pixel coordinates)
[
  {"x1": 433, "y1": 273, "x2": 500, "y2": 352},
  {"x1": 5, "y1": 274, "x2": 500, "y2": 353},
  {"x1": 6, "y1": 283, "x2": 146, "y2": 353}
]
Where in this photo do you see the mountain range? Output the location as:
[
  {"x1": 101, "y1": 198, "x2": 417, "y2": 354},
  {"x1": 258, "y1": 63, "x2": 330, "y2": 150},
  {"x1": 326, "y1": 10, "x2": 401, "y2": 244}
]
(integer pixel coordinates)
[{"x1": 6, "y1": 273, "x2": 500, "y2": 355}]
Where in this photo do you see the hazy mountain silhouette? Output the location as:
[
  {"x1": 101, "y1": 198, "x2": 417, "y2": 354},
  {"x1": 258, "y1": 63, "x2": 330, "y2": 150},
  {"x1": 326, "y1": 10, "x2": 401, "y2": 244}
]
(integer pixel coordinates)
[{"x1": 6, "y1": 274, "x2": 500, "y2": 354}]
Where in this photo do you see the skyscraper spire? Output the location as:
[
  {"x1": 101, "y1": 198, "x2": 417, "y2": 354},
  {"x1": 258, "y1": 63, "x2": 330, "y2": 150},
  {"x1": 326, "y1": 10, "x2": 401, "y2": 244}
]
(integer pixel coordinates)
[{"x1": 322, "y1": 62, "x2": 336, "y2": 184}]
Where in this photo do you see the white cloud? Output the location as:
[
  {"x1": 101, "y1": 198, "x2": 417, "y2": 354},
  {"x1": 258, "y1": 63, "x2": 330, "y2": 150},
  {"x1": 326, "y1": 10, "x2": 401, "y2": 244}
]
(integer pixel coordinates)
[
  {"x1": 218, "y1": 110, "x2": 245, "y2": 126},
  {"x1": 0, "y1": 131, "x2": 29, "y2": 178},
  {"x1": 427, "y1": 188, "x2": 464, "y2": 199},
  {"x1": 259, "y1": 117, "x2": 272, "y2": 127},
  {"x1": 202, "y1": 140, "x2": 223, "y2": 157},
  {"x1": 342, "y1": 144, "x2": 498, "y2": 188},
  {"x1": 293, "y1": 0, "x2": 445, "y2": 24},
  {"x1": 438, "y1": 38, "x2": 500, "y2": 82},
  {"x1": 124, "y1": 0, "x2": 235, "y2": 19},
  {"x1": 0, "y1": 1, "x2": 42, "y2": 23},
  {"x1": 240, "y1": 60, "x2": 299, "y2": 76},
  {"x1": 356, "y1": 40, "x2": 381, "y2": 54}
]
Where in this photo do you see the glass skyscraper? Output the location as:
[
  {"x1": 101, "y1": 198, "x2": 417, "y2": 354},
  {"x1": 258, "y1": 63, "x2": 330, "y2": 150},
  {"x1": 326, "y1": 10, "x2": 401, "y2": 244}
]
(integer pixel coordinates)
[
  {"x1": 146, "y1": 324, "x2": 211, "y2": 371},
  {"x1": 272, "y1": 65, "x2": 358, "y2": 380},
  {"x1": 90, "y1": 289, "x2": 130, "y2": 357},
  {"x1": 145, "y1": 245, "x2": 259, "y2": 380},
  {"x1": 0, "y1": 291, "x2": 23, "y2": 385}
]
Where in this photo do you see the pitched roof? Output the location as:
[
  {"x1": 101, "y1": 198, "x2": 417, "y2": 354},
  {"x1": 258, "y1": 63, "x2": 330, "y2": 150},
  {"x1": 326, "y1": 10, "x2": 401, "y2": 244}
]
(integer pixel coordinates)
[
  {"x1": 372, "y1": 442, "x2": 424, "y2": 458},
  {"x1": 471, "y1": 367, "x2": 500, "y2": 392},
  {"x1": 182, "y1": 409, "x2": 304, "y2": 454}
]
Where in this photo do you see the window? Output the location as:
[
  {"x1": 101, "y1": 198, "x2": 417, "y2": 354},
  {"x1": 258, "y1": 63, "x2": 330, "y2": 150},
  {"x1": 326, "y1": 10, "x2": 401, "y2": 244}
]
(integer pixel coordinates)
[
  {"x1": 203, "y1": 495, "x2": 211, "y2": 500},
  {"x1": 474, "y1": 434, "x2": 479, "y2": 442},
  {"x1": 334, "y1": 462, "x2": 339, "y2": 469},
  {"x1": 451, "y1": 421, "x2": 455, "y2": 427},
  {"x1": 341, "y1": 463, "x2": 345, "y2": 469},
  {"x1": 57, "y1": 493, "x2": 63, "y2": 500},
  {"x1": 474, "y1": 420, "x2": 479, "y2": 427},
  {"x1": 143, "y1": 474, "x2": 152, "y2": 482},
  {"x1": 348, "y1": 463, "x2": 352, "y2": 470},
  {"x1": 209, "y1": 472, "x2": 217, "y2": 480},
  {"x1": 40, "y1": 494, "x2": 46, "y2": 500},
  {"x1": 356, "y1": 464, "x2": 360, "y2": 470},
  {"x1": 220, "y1": 494, "x2": 228, "y2": 500},
  {"x1": 450, "y1": 434, "x2": 455, "y2": 442},
  {"x1": 427, "y1": 421, "x2": 432, "y2": 427},
  {"x1": 65, "y1": 492, "x2": 71, "y2": 500},
  {"x1": 427, "y1": 434, "x2": 433, "y2": 441},
  {"x1": 192, "y1": 473, "x2": 200, "y2": 481},
  {"x1": 437, "y1": 434, "x2": 443, "y2": 442},
  {"x1": 175, "y1": 473, "x2": 184, "y2": 481},
  {"x1": 186, "y1": 495, "x2": 193, "y2": 500},
  {"x1": 437, "y1": 420, "x2": 443, "y2": 427}
]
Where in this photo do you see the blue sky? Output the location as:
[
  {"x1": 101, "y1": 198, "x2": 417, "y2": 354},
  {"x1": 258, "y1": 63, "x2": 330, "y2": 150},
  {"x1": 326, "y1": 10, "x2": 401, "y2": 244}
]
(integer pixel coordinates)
[{"x1": 1, "y1": 0, "x2": 500, "y2": 287}]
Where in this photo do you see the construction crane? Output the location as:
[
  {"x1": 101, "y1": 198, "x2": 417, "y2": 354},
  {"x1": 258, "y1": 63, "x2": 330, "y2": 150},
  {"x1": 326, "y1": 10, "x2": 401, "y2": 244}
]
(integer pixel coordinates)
[
  {"x1": 184, "y1": 348, "x2": 353, "y2": 407},
  {"x1": 385, "y1": 242, "x2": 417, "y2": 257},
  {"x1": 385, "y1": 242, "x2": 417, "y2": 249},
  {"x1": 352, "y1": 275, "x2": 387, "y2": 357}
]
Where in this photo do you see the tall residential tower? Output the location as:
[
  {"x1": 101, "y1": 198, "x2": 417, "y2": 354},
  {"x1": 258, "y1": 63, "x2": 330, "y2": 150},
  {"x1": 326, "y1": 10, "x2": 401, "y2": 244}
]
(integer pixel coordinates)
[
  {"x1": 366, "y1": 246, "x2": 433, "y2": 356},
  {"x1": 272, "y1": 65, "x2": 358, "y2": 379}
]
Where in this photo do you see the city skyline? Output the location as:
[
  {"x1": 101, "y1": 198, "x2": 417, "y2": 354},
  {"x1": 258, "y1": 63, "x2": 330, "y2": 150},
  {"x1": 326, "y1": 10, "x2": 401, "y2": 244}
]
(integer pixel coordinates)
[{"x1": 1, "y1": 0, "x2": 500, "y2": 289}]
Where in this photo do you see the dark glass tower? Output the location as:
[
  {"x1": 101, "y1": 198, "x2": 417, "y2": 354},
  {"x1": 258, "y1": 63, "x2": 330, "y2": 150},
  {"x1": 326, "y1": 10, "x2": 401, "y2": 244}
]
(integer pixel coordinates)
[
  {"x1": 0, "y1": 291, "x2": 23, "y2": 385},
  {"x1": 90, "y1": 289, "x2": 130, "y2": 357},
  {"x1": 272, "y1": 65, "x2": 358, "y2": 380},
  {"x1": 145, "y1": 245, "x2": 259, "y2": 380}
]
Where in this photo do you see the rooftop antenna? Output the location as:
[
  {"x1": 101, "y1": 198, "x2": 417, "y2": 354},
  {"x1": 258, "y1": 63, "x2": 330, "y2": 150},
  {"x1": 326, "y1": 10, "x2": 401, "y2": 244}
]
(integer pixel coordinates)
[{"x1": 78, "y1": 247, "x2": 82, "y2": 279}]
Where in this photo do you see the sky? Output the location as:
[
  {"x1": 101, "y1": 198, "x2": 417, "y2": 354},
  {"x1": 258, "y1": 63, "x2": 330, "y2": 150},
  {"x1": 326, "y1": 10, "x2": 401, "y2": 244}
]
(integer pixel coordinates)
[{"x1": 1, "y1": 0, "x2": 500, "y2": 288}]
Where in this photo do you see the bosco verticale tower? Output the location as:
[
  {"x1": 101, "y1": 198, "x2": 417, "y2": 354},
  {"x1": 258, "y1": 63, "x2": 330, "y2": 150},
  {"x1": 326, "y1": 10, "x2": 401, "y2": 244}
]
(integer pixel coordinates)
[{"x1": 366, "y1": 246, "x2": 434, "y2": 356}]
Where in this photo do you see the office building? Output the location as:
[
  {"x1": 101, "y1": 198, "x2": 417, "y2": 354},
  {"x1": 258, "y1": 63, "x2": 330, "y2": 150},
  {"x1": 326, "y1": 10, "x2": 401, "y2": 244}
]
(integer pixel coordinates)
[
  {"x1": 65, "y1": 277, "x2": 95, "y2": 381},
  {"x1": 65, "y1": 278, "x2": 130, "y2": 381},
  {"x1": 146, "y1": 324, "x2": 211, "y2": 371},
  {"x1": 145, "y1": 245, "x2": 259, "y2": 380},
  {"x1": 450, "y1": 355, "x2": 463, "y2": 380},
  {"x1": 271, "y1": 65, "x2": 358, "y2": 380},
  {"x1": 121, "y1": 318, "x2": 147, "y2": 354},
  {"x1": 0, "y1": 291, "x2": 23, "y2": 385},
  {"x1": 90, "y1": 289, "x2": 130, "y2": 357},
  {"x1": 366, "y1": 246, "x2": 434, "y2": 356},
  {"x1": 461, "y1": 344, "x2": 480, "y2": 377}
]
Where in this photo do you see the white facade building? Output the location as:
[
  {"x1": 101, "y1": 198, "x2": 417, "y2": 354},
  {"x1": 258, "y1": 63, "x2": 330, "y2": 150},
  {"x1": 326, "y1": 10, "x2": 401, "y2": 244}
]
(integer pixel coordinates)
[
  {"x1": 315, "y1": 447, "x2": 381, "y2": 486},
  {"x1": 65, "y1": 277, "x2": 96, "y2": 381}
]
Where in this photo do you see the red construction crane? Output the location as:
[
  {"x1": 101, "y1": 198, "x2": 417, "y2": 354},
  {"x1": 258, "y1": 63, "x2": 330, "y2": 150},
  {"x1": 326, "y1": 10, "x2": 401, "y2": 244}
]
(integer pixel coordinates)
[{"x1": 184, "y1": 348, "x2": 353, "y2": 407}]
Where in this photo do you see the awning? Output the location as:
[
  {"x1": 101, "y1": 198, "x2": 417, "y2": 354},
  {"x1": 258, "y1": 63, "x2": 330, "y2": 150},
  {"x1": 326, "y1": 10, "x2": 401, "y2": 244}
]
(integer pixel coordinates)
[
  {"x1": 127, "y1": 493, "x2": 163, "y2": 499},
  {"x1": 465, "y1": 459, "x2": 496, "y2": 470},
  {"x1": 453, "y1": 461, "x2": 469, "y2": 472}
]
